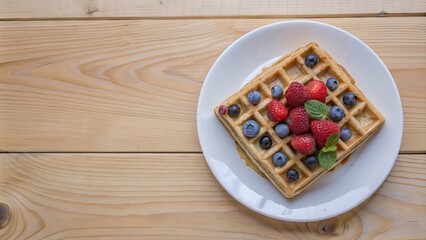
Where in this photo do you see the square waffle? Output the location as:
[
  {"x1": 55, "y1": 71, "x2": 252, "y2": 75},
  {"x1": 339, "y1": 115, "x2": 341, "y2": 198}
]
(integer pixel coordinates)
[{"x1": 214, "y1": 43, "x2": 385, "y2": 198}]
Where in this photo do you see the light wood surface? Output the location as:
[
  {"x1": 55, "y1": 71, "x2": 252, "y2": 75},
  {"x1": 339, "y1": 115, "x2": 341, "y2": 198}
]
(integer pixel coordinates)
[
  {"x1": 1, "y1": 1, "x2": 425, "y2": 239},
  {"x1": 1, "y1": 17, "x2": 425, "y2": 153},
  {"x1": 0, "y1": 153, "x2": 424, "y2": 239},
  {"x1": 0, "y1": 0, "x2": 425, "y2": 19}
]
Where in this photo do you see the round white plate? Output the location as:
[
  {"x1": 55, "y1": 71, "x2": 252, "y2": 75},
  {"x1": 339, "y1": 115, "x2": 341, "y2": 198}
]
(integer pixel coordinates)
[{"x1": 197, "y1": 21, "x2": 403, "y2": 222}]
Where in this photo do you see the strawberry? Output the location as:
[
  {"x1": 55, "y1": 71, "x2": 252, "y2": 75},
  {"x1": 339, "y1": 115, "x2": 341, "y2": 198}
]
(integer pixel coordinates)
[
  {"x1": 290, "y1": 134, "x2": 316, "y2": 155},
  {"x1": 285, "y1": 82, "x2": 308, "y2": 107},
  {"x1": 310, "y1": 120, "x2": 340, "y2": 147},
  {"x1": 287, "y1": 107, "x2": 309, "y2": 134},
  {"x1": 306, "y1": 80, "x2": 327, "y2": 103},
  {"x1": 268, "y1": 100, "x2": 288, "y2": 122}
]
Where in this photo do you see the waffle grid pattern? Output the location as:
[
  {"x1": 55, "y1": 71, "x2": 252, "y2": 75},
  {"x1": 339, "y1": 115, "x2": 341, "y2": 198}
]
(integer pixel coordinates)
[{"x1": 215, "y1": 43, "x2": 384, "y2": 198}]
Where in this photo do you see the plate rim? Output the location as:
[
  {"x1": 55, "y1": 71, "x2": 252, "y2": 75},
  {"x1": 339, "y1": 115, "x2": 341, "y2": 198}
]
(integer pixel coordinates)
[{"x1": 196, "y1": 20, "x2": 403, "y2": 222}]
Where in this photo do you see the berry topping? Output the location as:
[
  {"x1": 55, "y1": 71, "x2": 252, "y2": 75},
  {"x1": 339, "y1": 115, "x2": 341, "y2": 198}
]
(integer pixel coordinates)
[
  {"x1": 268, "y1": 100, "x2": 288, "y2": 122},
  {"x1": 304, "y1": 155, "x2": 319, "y2": 169},
  {"x1": 329, "y1": 105, "x2": 344, "y2": 121},
  {"x1": 305, "y1": 54, "x2": 319, "y2": 67},
  {"x1": 287, "y1": 106, "x2": 310, "y2": 135},
  {"x1": 340, "y1": 127, "x2": 352, "y2": 141},
  {"x1": 310, "y1": 120, "x2": 340, "y2": 147},
  {"x1": 274, "y1": 123, "x2": 290, "y2": 138},
  {"x1": 287, "y1": 169, "x2": 300, "y2": 182},
  {"x1": 285, "y1": 82, "x2": 308, "y2": 107},
  {"x1": 271, "y1": 85, "x2": 283, "y2": 99},
  {"x1": 218, "y1": 105, "x2": 228, "y2": 115},
  {"x1": 242, "y1": 120, "x2": 260, "y2": 138},
  {"x1": 259, "y1": 136, "x2": 272, "y2": 149},
  {"x1": 272, "y1": 152, "x2": 288, "y2": 167},
  {"x1": 247, "y1": 90, "x2": 261, "y2": 105},
  {"x1": 228, "y1": 104, "x2": 240, "y2": 118},
  {"x1": 290, "y1": 133, "x2": 316, "y2": 155},
  {"x1": 342, "y1": 92, "x2": 358, "y2": 107},
  {"x1": 306, "y1": 80, "x2": 327, "y2": 103},
  {"x1": 326, "y1": 78, "x2": 339, "y2": 91}
]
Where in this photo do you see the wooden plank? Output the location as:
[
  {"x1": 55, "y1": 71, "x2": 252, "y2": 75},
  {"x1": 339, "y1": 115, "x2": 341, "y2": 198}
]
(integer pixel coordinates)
[
  {"x1": 392, "y1": 69, "x2": 426, "y2": 152},
  {"x1": 0, "y1": 153, "x2": 424, "y2": 239},
  {"x1": 0, "y1": 18, "x2": 425, "y2": 152},
  {"x1": 0, "y1": 0, "x2": 425, "y2": 19}
]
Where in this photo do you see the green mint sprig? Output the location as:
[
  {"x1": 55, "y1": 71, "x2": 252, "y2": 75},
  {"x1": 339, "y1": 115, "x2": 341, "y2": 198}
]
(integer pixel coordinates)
[
  {"x1": 304, "y1": 100, "x2": 331, "y2": 120},
  {"x1": 318, "y1": 133, "x2": 339, "y2": 170}
]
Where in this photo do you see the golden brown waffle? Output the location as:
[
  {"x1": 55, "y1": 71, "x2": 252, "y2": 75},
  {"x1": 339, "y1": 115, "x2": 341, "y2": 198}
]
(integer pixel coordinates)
[
  {"x1": 236, "y1": 140, "x2": 352, "y2": 178},
  {"x1": 214, "y1": 43, "x2": 385, "y2": 198}
]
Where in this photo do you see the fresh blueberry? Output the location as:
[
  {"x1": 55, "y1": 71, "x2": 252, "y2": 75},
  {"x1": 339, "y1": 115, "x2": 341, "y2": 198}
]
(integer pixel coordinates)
[
  {"x1": 329, "y1": 106, "x2": 344, "y2": 121},
  {"x1": 340, "y1": 127, "x2": 352, "y2": 141},
  {"x1": 272, "y1": 152, "x2": 288, "y2": 167},
  {"x1": 304, "y1": 155, "x2": 319, "y2": 169},
  {"x1": 228, "y1": 104, "x2": 240, "y2": 118},
  {"x1": 271, "y1": 85, "x2": 283, "y2": 99},
  {"x1": 247, "y1": 91, "x2": 261, "y2": 105},
  {"x1": 305, "y1": 54, "x2": 319, "y2": 67},
  {"x1": 259, "y1": 136, "x2": 272, "y2": 149},
  {"x1": 242, "y1": 120, "x2": 260, "y2": 138},
  {"x1": 287, "y1": 169, "x2": 300, "y2": 182},
  {"x1": 342, "y1": 92, "x2": 358, "y2": 107},
  {"x1": 326, "y1": 78, "x2": 339, "y2": 91},
  {"x1": 274, "y1": 123, "x2": 290, "y2": 138}
]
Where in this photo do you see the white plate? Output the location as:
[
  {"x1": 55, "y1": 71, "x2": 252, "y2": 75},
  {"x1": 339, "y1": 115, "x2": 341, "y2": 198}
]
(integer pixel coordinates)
[{"x1": 197, "y1": 21, "x2": 403, "y2": 222}]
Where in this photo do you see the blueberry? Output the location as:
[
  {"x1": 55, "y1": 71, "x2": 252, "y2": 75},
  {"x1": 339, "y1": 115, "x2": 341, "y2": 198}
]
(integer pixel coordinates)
[
  {"x1": 272, "y1": 152, "x2": 288, "y2": 167},
  {"x1": 242, "y1": 120, "x2": 260, "y2": 138},
  {"x1": 305, "y1": 54, "x2": 319, "y2": 67},
  {"x1": 287, "y1": 169, "x2": 300, "y2": 182},
  {"x1": 304, "y1": 155, "x2": 319, "y2": 169},
  {"x1": 247, "y1": 91, "x2": 261, "y2": 105},
  {"x1": 259, "y1": 136, "x2": 272, "y2": 149},
  {"x1": 326, "y1": 78, "x2": 339, "y2": 91},
  {"x1": 342, "y1": 92, "x2": 358, "y2": 107},
  {"x1": 340, "y1": 127, "x2": 352, "y2": 141},
  {"x1": 271, "y1": 85, "x2": 283, "y2": 99},
  {"x1": 274, "y1": 123, "x2": 290, "y2": 138},
  {"x1": 329, "y1": 106, "x2": 344, "y2": 121},
  {"x1": 228, "y1": 104, "x2": 240, "y2": 118}
]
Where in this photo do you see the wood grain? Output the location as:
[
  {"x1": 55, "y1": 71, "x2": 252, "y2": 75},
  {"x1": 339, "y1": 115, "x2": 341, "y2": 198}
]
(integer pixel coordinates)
[
  {"x1": 0, "y1": 153, "x2": 423, "y2": 239},
  {"x1": 0, "y1": 0, "x2": 425, "y2": 19},
  {"x1": 0, "y1": 18, "x2": 425, "y2": 153}
]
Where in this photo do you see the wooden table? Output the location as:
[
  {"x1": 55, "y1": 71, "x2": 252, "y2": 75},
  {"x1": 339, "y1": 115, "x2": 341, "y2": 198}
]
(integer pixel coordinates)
[{"x1": 0, "y1": 1, "x2": 425, "y2": 239}]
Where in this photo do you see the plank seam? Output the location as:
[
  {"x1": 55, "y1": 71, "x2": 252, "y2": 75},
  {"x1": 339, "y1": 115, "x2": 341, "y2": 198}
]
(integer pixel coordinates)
[{"x1": 0, "y1": 12, "x2": 425, "y2": 21}]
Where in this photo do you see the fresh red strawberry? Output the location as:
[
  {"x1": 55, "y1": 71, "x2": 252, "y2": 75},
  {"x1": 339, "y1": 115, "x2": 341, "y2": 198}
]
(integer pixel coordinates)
[
  {"x1": 310, "y1": 120, "x2": 340, "y2": 147},
  {"x1": 285, "y1": 82, "x2": 308, "y2": 107},
  {"x1": 290, "y1": 134, "x2": 316, "y2": 155},
  {"x1": 306, "y1": 80, "x2": 327, "y2": 103},
  {"x1": 268, "y1": 100, "x2": 288, "y2": 122},
  {"x1": 287, "y1": 106, "x2": 309, "y2": 134}
]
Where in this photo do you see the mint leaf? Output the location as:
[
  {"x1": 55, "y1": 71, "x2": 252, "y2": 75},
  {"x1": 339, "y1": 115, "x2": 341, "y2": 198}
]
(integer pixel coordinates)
[
  {"x1": 318, "y1": 150, "x2": 337, "y2": 170},
  {"x1": 319, "y1": 133, "x2": 339, "y2": 169},
  {"x1": 304, "y1": 100, "x2": 329, "y2": 120},
  {"x1": 322, "y1": 145, "x2": 337, "y2": 153},
  {"x1": 325, "y1": 133, "x2": 340, "y2": 148}
]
